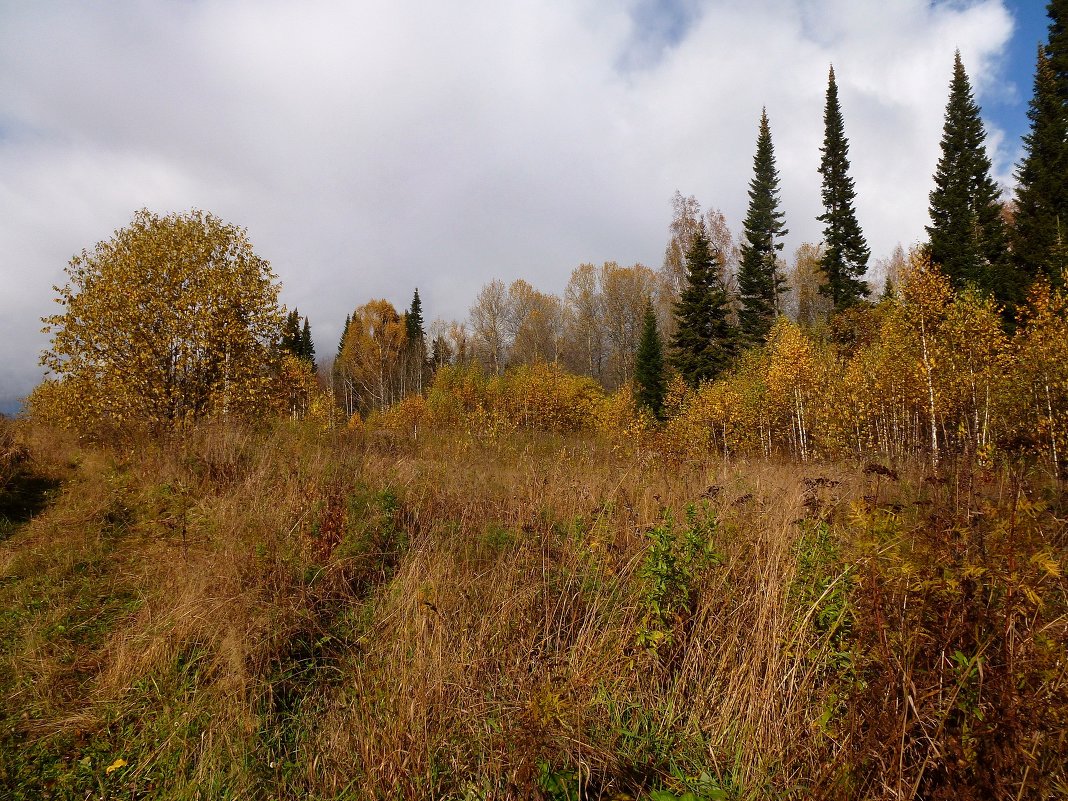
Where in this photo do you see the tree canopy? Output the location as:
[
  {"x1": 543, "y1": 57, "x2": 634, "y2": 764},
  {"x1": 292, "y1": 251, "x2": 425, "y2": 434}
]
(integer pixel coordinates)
[{"x1": 40, "y1": 209, "x2": 285, "y2": 431}]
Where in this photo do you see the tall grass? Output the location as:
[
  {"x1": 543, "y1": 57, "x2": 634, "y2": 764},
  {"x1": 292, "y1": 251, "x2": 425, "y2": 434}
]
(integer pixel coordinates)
[{"x1": 0, "y1": 416, "x2": 1065, "y2": 799}]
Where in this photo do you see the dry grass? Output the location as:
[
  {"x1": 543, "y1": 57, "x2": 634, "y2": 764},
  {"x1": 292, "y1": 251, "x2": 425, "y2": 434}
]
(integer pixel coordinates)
[{"x1": 0, "y1": 417, "x2": 1065, "y2": 799}]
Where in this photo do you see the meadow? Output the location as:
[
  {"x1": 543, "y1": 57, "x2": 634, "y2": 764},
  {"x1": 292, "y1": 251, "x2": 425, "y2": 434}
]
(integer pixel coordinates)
[{"x1": 1, "y1": 414, "x2": 1065, "y2": 800}]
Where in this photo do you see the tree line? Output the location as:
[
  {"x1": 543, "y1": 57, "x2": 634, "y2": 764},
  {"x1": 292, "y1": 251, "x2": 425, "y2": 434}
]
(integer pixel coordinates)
[
  {"x1": 333, "y1": 3, "x2": 1068, "y2": 424},
  {"x1": 30, "y1": 3, "x2": 1068, "y2": 465}
]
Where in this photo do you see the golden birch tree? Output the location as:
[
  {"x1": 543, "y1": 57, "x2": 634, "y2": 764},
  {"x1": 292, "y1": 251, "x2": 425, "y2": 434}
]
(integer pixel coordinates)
[
  {"x1": 40, "y1": 209, "x2": 284, "y2": 432},
  {"x1": 336, "y1": 299, "x2": 409, "y2": 415}
]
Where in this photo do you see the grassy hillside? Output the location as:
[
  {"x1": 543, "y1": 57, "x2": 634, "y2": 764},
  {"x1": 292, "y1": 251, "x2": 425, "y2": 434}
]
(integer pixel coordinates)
[{"x1": 1, "y1": 417, "x2": 1066, "y2": 799}]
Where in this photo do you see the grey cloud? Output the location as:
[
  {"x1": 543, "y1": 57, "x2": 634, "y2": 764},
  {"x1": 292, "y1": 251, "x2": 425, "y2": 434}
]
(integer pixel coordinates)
[{"x1": 0, "y1": 0, "x2": 1015, "y2": 402}]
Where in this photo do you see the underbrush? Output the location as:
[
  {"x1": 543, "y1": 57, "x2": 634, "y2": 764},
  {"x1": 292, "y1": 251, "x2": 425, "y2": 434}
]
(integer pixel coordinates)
[{"x1": 0, "y1": 417, "x2": 1065, "y2": 799}]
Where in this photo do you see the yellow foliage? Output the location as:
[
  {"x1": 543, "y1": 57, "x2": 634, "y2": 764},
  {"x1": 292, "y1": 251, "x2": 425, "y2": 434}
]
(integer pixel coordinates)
[
  {"x1": 335, "y1": 299, "x2": 410, "y2": 415},
  {"x1": 40, "y1": 209, "x2": 284, "y2": 433},
  {"x1": 1008, "y1": 280, "x2": 1068, "y2": 464},
  {"x1": 424, "y1": 361, "x2": 603, "y2": 437},
  {"x1": 25, "y1": 377, "x2": 88, "y2": 432},
  {"x1": 593, "y1": 387, "x2": 655, "y2": 445},
  {"x1": 366, "y1": 395, "x2": 427, "y2": 439}
]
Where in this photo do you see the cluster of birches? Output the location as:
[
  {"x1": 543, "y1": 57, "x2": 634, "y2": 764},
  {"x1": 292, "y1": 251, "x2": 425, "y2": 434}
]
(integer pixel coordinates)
[
  {"x1": 32, "y1": 5, "x2": 1068, "y2": 470},
  {"x1": 328, "y1": 5, "x2": 1068, "y2": 468}
]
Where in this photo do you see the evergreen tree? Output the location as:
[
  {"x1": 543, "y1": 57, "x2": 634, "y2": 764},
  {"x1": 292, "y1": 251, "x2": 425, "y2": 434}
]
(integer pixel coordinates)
[
  {"x1": 333, "y1": 313, "x2": 353, "y2": 413},
  {"x1": 1048, "y1": 0, "x2": 1068, "y2": 97},
  {"x1": 738, "y1": 109, "x2": 789, "y2": 344},
  {"x1": 634, "y1": 299, "x2": 666, "y2": 419},
  {"x1": 404, "y1": 288, "x2": 427, "y2": 394},
  {"x1": 300, "y1": 317, "x2": 316, "y2": 369},
  {"x1": 280, "y1": 309, "x2": 302, "y2": 358},
  {"x1": 405, "y1": 288, "x2": 425, "y2": 341},
  {"x1": 670, "y1": 221, "x2": 737, "y2": 386},
  {"x1": 926, "y1": 52, "x2": 1012, "y2": 302},
  {"x1": 337, "y1": 314, "x2": 350, "y2": 360},
  {"x1": 280, "y1": 309, "x2": 315, "y2": 368},
  {"x1": 880, "y1": 276, "x2": 895, "y2": 301},
  {"x1": 1014, "y1": 44, "x2": 1068, "y2": 286},
  {"x1": 817, "y1": 66, "x2": 870, "y2": 309}
]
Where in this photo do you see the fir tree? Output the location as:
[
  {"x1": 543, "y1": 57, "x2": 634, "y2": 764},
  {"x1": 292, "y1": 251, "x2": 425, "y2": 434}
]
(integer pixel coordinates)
[
  {"x1": 817, "y1": 66, "x2": 870, "y2": 309},
  {"x1": 300, "y1": 317, "x2": 316, "y2": 369},
  {"x1": 404, "y1": 288, "x2": 427, "y2": 394},
  {"x1": 738, "y1": 109, "x2": 788, "y2": 344},
  {"x1": 670, "y1": 221, "x2": 737, "y2": 387},
  {"x1": 280, "y1": 309, "x2": 315, "y2": 368},
  {"x1": 880, "y1": 276, "x2": 895, "y2": 301},
  {"x1": 405, "y1": 288, "x2": 425, "y2": 341},
  {"x1": 336, "y1": 314, "x2": 350, "y2": 360},
  {"x1": 634, "y1": 299, "x2": 666, "y2": 419},
  {"x1": 333, "y1": 313, "x2": 352, "y2": 413},
  {"x1": 926, "y1": 52, "x2": 1012, "y2": 302},
  {"x1": 1014, "y1": 45, "x2": 1068, "y2": 286},
  {"x1": 280, "y1": 309, "x2": 302, "y2": 358},
  {"x1": 1048, "y1": 0, "x2": 1068, "y2": 97}
]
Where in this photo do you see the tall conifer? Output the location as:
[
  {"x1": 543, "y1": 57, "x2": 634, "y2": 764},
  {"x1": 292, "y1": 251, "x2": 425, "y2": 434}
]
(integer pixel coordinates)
[
  {"x1": 738, "y1": 109, "x2": 788, "y2": 344},
  {"x1": 300, "y1": 317, "x2": 315, "y2": 368},
  {"x1": 406, "y1": 288, "x2": 425, "y2": 341},
  {"x1": 1014, "y1": 35, "x2": 1068, "y2": 285},
  {"x1": 404, "y1": 288, "x2": 426, "y2": 394},
  {"x1": 1048, "y1": 0, "x2": 1068, "y2": 96},
  {"x1": 336, "y1": 314, "x2": 350, "y2": 360},
  {"x1": 670, "y1": 221, "x2": 736, "y2": 387},
  {"x1": 634, "y1": 299, "x2": 666, "y2": 419},
  {"x1": 817, "y1": 67, "x2": 869, "y2": 309},
  {"x1": 926, "y1": 52, "x2": 1012, "y2": 302},
  {"x1": 281, "y1": 309, "x2": 302, "y2": 358}
]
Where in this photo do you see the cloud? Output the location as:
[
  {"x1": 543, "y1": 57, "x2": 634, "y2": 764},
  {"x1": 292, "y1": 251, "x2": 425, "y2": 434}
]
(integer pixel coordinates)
[{"x1": 0, "y1": 0, "x2": 1015, "y2": 400}]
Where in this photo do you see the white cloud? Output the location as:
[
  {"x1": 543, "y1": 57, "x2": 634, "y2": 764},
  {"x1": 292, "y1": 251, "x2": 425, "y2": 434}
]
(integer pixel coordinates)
[{"x1": 0, "y1": 0, "x2": 1015, "y2": 400}]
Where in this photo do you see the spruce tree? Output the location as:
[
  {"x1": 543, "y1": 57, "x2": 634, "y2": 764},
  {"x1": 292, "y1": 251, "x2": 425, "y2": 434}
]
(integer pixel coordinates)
[
  {"x1": 333, "y1": 313, "x2": 352, "y2": 413},
  {"x1": 634, "y1": 299, "x2": 666, "y2": 419},
  {"x1": 738, "y1": 109, "x2": 788, "y2": 344},
  {"x1": 405, "y1": 288, "x2": 425, "y2": 341},
  {"x1": 300, "y1": 317, "x2": 316, "y2": 369},
  {"x1": 1014, "y1": 44, "x2": 1068, "y2": 286},
  {"x1": 926, "y1": 52, "x2": 1011, "y2": 302},
  {"x1": 1048, "y1": 0, "x2": 1068, "y2": 97},
  {"x1": 336, "y1": 314, "x2": 350, "y2": 360},
  {"x1": 880, "y1": 276, "x2": 895, "y2": 301},
  {"x1": 404, "y1": 289, "x2": 426, "y2": 394},
  {"x1": 280, "y1": 309, "x2": 302, "y2": 358},
  {"x1": 817, "y1": 66, "x2": 870, "y2": 309},
  {"x1": 670, "y1": 221, "x2": 736, "y2": 387}
]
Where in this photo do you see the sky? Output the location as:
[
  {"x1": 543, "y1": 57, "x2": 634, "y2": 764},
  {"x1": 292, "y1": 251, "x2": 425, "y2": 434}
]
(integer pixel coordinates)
[{"x1": 0, "y1": 0, "x2": 1055, "y2": 409}]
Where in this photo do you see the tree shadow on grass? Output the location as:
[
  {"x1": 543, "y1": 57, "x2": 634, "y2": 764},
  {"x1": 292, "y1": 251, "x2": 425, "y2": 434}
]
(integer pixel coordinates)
[{"x1": 0, "y1": 469, "x2": 62, "y2": 542}]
